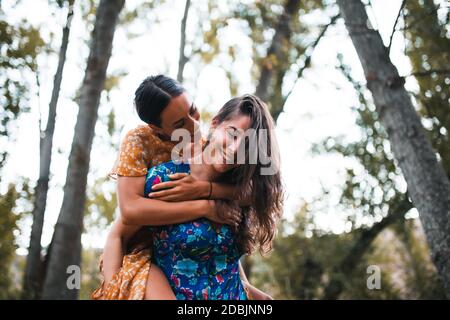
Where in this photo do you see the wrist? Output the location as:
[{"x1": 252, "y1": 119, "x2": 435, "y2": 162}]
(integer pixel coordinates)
[
  {"x1": 199, "y1": 199, "x2": 212, "y2": 218},
  {"x1": 202, "y1": 199, "x2": 215, "y2": 219},
  {"x1": 198, "y1": 181, "x2": 211, "y2": 198},
  {"x1": 207, "y1": 181, "x2": 213, "y2": 199}
]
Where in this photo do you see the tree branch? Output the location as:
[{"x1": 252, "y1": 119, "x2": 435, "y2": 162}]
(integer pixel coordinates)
[
  {"x1": 323, "y1": 195, "x2": 413, "y2": 299},
  {"x1": 281, "y1": 13, "x2": 340, "y2": 108},
  {"x1": 177, "y1": 0, "x2": 191, "y2": 83},
  {"x1": 255, "y1": 0, "x2": 301, "y2": 107},
  {"x1": 387, "y1": 0, "x2": 406, "y2": 53},
  {"x1": 407, "y1": 69, "x2": 450, "y2": 78}
]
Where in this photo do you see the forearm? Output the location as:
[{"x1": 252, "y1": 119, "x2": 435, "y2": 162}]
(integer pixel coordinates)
[
  {"x1": 239, "y1": 262, "x2": 273, "y2": 300},
  {"x1": 121, "y1": 197, "x2": 207, "y2": 226},
  {"x1": 102, "y1": 233, "x2": 125, "y2": 284},
  {"x1": 239, "y1": 260, "x2": 250, "y2": 283},
  {"x1": 211, "y1": 182, "x2": 252, "y2": 206},
  {"x1": 246, "y1": 283, "x2": 273, "y2": 300}
]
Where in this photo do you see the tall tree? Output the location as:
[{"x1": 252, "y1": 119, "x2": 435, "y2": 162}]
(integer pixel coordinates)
[
  {"x1": 313, "y1": 0, "x2": 450, "y2": 298},
  {"x1": 23, "y1": 0, "x2": 75, "y2": 299},
  {"x1": 42, "y1": 0, "x2": 125, "y2": 300},
  {"x1": 337, "y1": 0, "x2": 450, "y2": 297},
  {"x1": 252, "y1": 0, "x2": 337, "y2": 121},
  {"x1": 311, "y1": 54, "x2": 413, "y2": 298},
  {"x1": 177, "y1": 0, "x2": 191, "y2": 83},
  {"x1": 197, "y1": 0, "x2": 329, "y2": 120},
  {"x1": 255, "y1": 0, "x2": 301, "y2": 120}
]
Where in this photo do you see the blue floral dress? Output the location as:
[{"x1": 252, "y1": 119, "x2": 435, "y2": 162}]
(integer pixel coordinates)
[{"x1": 144, "y1": 160, "x2": 248, "y2": 300}]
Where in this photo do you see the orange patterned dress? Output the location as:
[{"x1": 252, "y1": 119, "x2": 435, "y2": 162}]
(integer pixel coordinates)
[
  {"x1": 91, "y1": 124, "x2": 251, "y2": 300},
  {"x1": 91, "y1": 124, "x2": 176, "y2": 300}
]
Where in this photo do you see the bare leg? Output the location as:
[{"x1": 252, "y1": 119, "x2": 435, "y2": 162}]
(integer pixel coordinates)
[{"x1": 144, "y1": 263, "x2": 177, "y2": 300}]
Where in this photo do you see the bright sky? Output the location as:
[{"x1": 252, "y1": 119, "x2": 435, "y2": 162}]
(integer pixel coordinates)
[{"x1": 2, "y1": 0, "x2": 423, "y2": 254}]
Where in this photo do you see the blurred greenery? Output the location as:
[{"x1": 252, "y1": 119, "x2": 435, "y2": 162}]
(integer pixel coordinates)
[
  {"x1": 249, "y1": 203, "x2": 446, "y2": 299},
  {"x1": 0, "y1": 181, "x2": 33, "y2": 299},
  {"x1": 0, "y1": 4, "x2": 44, "y2": 298},
  {"x1": 0, "y1": 12, "x2": 45, "y2": 170}
]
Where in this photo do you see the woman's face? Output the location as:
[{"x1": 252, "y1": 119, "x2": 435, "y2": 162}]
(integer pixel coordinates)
[
  {"x1": 208, "y1": 114, "x2": 252, "y2": 173},
  {"x1": 159, "y1": 93, "x2": 200, "y2": 139}
]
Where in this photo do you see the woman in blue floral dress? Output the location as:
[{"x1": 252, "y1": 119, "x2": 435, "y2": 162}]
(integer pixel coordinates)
[
  {"x1": 145, "y1": 161, "x2": 247, "y2": 300},
  {"x1": 139, "y1": 94, "x2": 283, "y2": 300}
]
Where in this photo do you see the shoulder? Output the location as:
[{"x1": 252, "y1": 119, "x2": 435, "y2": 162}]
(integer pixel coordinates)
[
  {"x1": 119, "y1": 124, "x2": 163, "y2": 157},
  {"x1": 123, "y1": 124, "x2": 157, "y2": 144}
]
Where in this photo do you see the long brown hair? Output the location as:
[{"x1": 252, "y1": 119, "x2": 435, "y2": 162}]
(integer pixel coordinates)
[
  {"x1": 127, "y1": 95, "x2": 283, "y2": 256},
  {"x1": 207, "y1": 94, "x2": 284, "y2": 255}
]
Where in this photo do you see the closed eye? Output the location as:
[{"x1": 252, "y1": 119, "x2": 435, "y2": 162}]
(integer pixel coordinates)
[{"x1": 173, "y1": 119, "x2": 185, "y2": 128}]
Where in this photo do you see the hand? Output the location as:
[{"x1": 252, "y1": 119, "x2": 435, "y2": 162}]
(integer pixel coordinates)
[
  {"x1": 244, "y1": 282, "x2": 274, "y2": 300},
  {"x1": 204, "y1": 200, "x2": 242, "y2": 229},
  {"x1": 148, "y1": 173, "x2": 209, "y2": 201},
  {"x1": 255, "y1": 291, "x2": 274, "y2": 300}
]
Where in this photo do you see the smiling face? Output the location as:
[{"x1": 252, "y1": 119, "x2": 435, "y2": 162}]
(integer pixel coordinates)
[
  {"x1": 207, "y1": 113, "x2": 252, "y2": 173},
  {"x1": 158, "y1": 93, "x2": 200, "y2": 139}
]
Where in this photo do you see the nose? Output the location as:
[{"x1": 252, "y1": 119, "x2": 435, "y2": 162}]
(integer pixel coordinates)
[{"x1": 186, "y1": 117, "x2": 199, "y2": 137}]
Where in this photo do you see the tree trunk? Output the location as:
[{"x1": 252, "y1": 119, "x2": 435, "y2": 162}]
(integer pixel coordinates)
[
  {"x1": 255, "y1": 0, "x2": 301, "y2": 121},
  {"x1": 177, "y1": 0, "x2": 190, "y2": 83},
  {"x1": 42, "y1": 0, "x2": 124, "y2": 300},
  {"x1": 323, "y1": 196, "x2": 413, "y2": 299},
  {"x1": 337, "y1": 0, "x2": 450, "y2": 298},
  {"x1": 23, "y1": 0, "x2": 75, "y2": 300}
]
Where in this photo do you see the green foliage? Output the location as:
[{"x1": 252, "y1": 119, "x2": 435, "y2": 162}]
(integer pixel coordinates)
[
  {"x1": 104, "y1": 70, "x2": 128, "y2": 95},
  {"x1": 0, "y1": 181, "x2": 33, "y2": 299},
  {"x1": 230, "y1": 0, "x2": 325, "y2": 113},
  {"x1": 79, "y1": 247, "x2": 102, "y2": 300},
  {"x1": 118, "y1": 0, "x2": 165, "y2": 26},
  {"x1": 0, "y1": 15, "x2": 45, "y2": 170},
  {"x1": 0, "y1": 185, "x2": 21, "y2": 299},
  {"x1": 251, "y1": 206, "x2": 445, "y2": 299},
  {"x1": 188, "y1": 0, "x2": 325, "y2": 109},
  {"x1": 0, "y1": 11, "x2": 40, "y2": 288},
  {"x1": 298, "y1": 0, "x2": 449, "y2": 299},
  {"x1": 83, "y1": 177, "x2": 117, "y2": 233},
  {"x1": 403, "y1": 0, "x2": 450, "y2": 177},
  {"x1": 80, "y1": 178, "x2": 117, "y2": 300},
  {"x1": 392, "y1": 219, "x2": 447, "y2": 299},
  {"x1": 312, "y1": 53, "x2": 403, "y2": 228}
]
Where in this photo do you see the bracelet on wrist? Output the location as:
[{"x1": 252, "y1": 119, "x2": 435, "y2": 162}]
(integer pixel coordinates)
[{"x1": 207, "y1": 181, "x2": 213, "y2": 199}]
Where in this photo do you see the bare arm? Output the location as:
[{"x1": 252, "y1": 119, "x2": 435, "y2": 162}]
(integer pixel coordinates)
[
  {"x1": 118, "y1": 175, "x2": 241, "y2": 226},
  {"x1": 239, "y1": 261, "x2": 273, "y2": 300},
  {"x1": 239, "y1": 261, "x2": 249, "y2": 283},
  {"x1": 102, "y1": 176, "x2": 205, "y2": 283},
  {"x1": 149, "y1": 173, "x2": 253, "y2": 206},
  {"x1": 102, "y1": 174, "x2": 241, "y2": 282},
  {"x1": 102, "y1": 218, "x2": 141, "y2": 284}
]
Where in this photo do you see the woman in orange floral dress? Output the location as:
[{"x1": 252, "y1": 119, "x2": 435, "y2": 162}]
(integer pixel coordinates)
[{"x1": 92, "y1": 75, "x2": 278, "y2": 300}]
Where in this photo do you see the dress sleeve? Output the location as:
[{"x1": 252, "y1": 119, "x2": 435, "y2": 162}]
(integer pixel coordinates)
[{"x1": 109, "y1": 129, "x2": 149, "y2": 179}]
